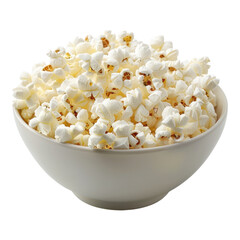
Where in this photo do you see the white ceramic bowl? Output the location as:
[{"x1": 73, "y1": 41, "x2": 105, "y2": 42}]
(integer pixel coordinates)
[{"x1": 14, "y1": 86, "x2": 227, "y2": 210}]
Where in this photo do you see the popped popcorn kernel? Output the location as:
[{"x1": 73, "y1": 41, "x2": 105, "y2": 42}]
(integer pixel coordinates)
[{"x1": 13, "y1": 31, "x2": 220, "y2": 149}]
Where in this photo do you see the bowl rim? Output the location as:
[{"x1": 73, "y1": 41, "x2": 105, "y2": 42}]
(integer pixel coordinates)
[{"x1": 13, "y1": 86, "x2": 228, "y2": 154}]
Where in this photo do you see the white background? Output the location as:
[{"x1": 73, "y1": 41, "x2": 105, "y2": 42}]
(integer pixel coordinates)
[{"x1": 0, "y1": 0, "x2": 239, "y2": 239}]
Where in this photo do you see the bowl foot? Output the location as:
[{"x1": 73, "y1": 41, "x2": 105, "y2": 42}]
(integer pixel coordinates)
[{"x1": 73, "y1": 192, "x2": 168, "y2": 210}]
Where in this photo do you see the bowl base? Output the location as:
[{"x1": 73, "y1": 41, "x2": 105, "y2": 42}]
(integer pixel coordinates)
[{"x1": 73, "y1": 192, "x2": 168, "y2": 210}]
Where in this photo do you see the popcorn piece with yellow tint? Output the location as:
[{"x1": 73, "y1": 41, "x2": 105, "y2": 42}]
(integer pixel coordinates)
[
  {"x1": 103, "y1": 57, "x2": 119, "y2": 73},
  {"x1": 72, "y1": 134, "x2": 89, "y2": 146},
  {"x1": 118, "y1": 31, "x2": 134, "y2": 47},
  {"x1": 150, "y1": 35, "x2": 173, "y2": 52}
]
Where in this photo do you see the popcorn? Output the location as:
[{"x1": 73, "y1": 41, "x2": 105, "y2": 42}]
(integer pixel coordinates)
[
  {"x1": 135, "y1": 104, "x2": 149, "y2": 122},
  {"x1": 150, "y1": 36, "x2": 172, "y2": 51},
  {"x1": 156, "y1": 107, "x2": 188, "y2": 142},
  {"x1": 88, "y1": 119, "x2": 115, "y2": 149},
  {"x1": 78, "y1": 52, "x2": 104, "y2": 74},
  {"x1": 108, "y1": 46, "x2": 130, "y2": 63},
  {"x1": 29, "y1": 104, "x2": 58, "y2": 137},
  {"x1": 134, "y1": 43, "x2": 151, "y2": 62},
  {"x1": 55, "y1": 123, "x2": 84, "y2": 143},
  {"x1": 91, "y1": 98, "x2": 122, "y2": 123},
  {"x1": 13, "y1": 82, "x2": 39, "y2": 113},
  {"x1": 77, "y1": 74, "x2": 104, "y2": 99},
  {"x1": 123, "y1": 88, "x2": 142, "y2": 110},
  {"x1": 111, "y1": 69, "x2": 132, "y2": 93},
  {"x1": 13, "y1": 31, "x2": 221, "y2": 149},
  {"x1": 118, "y1": 31, "x2": 134, "y2": 47}
]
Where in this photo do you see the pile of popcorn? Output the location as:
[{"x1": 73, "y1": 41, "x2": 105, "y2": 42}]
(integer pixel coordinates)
[{"x1": 13, "y1": 31, "x2": 220, "y2": 149}]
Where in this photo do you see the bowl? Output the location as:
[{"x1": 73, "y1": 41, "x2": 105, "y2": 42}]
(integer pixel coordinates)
[{"x1": 13, "y1": 86, "x2": 227, "y2": 210}]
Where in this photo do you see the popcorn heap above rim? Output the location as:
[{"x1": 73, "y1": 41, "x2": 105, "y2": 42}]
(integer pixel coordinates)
[{"x1": 13, "y1": 31, "x2": 220, "y2": 149}]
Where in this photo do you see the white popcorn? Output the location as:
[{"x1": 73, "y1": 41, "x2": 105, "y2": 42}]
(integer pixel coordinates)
[
  {"x1": 103, "y1": 57, "x2": 119, "y2": 72},
  {"x1": 55, "y1": 124, "x2": 73, "y2": 143},
  {"x1": 77, "y1": 74, "x2": 103, "y2": 99},
  {"x1": 78, "y1": 52, "x2": 104, "y2": 74},
  {"x1": 29, "y1": 104, "x2": 58, "y2": 137},
  {"x1": 135, "y1": 105, "x2": 149, "y2": 122},
  {"x1": 112, "y1": 120, "x2": 132, "y2": 137},
  {"x1": 77, "y1": 109, "x2": 88, "y2": 122},
  {"x1": 13, "y1": 31, "x2": 221, "y2": 149},
  {"x1": 162, "y1": 112, "x2": 188, "y2": 134},
  {"x1": 91, "y1": 98, "x2": 122, "y2": 123},
  {"x1": 156, "y1": 106, "x2": 188, "y2": 141},
  {"x1": 129, "y1": 130, "x2": 145, "y2": 148},
  {"x1": 183, "y1": 57, "x2": 210, "y2": 80},
  {"x1": 41, "y1": 68, "x2": 66, "y2": 83},
  {"x1": 143, "y1": 133, "x2": 159, "y2": 148},
  {"x1": 88, "y1": 119, "x2": 115, "y2": 149},
  {"x1": 108, "y1": 46, "x2": 130, "y2": 63},
  {"x1": 66, "y1": 112, "x2": 78, "y2": 125},
  {"x1": 74, "y1": 41, "x2": 94, "y2": 55},
  {"x1": 176, "y1": 80, "x2": 188, "y2": 93},
  {"x1": 121, "y1": 106, "x2": 133, "y2": 121},
  {"x1": 13, "y1": 83, "x2": 39, "y2": 112},
  {"x1": 111, "y1": 69, "x2": 132, "y2": 93},
  {"x1": 156, "y1": 48, "x2": 179, "y2": 61},
  {"x1": 55, "y1": 124, "x2": 84, "y2": 143},
  {"x1": 134, "y1": 43, "x2": 151, "y2": 62},
  {"x1": 20, "y1": 72, "x2": 32, "y2": 86},
  {"x1": 192, "y1": 75, "x2": 219, "y2": 92},
  {"x1": 145, "y1": 60, "x2": 167, "y2": 78},
  {"x1": 47, "y1": 49, "x2": 69, "y2": 72},
  {"x1": 113, "y1": 137, "x2": 129, "y2": 149},
  {"x1": 155, "y1": 125, "x2": 172, "y2": 139},
  {"x1": 123, "y1": 88, "x2": 142, "y2": 110}
]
